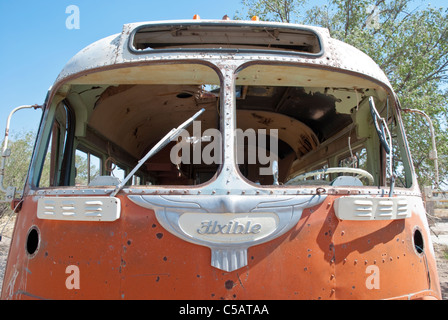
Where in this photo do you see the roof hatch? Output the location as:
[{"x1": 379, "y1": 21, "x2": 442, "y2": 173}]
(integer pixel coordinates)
[{"x1": 129, "y1": 22, "x2": 323, "y2": 56}]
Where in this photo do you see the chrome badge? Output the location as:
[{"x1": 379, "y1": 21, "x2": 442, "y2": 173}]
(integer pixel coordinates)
[{"x1": 128, "y1": 194, "x2": 325, "y2": 272}]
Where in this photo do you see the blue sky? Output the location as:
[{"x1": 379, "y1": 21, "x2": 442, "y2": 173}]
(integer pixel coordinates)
[
  {"x1": 0, "y1": 0, "x2": 246, "y2": 138},
  {"x1": 0, "y1": 0, "x2": 446, "y2": 139}
]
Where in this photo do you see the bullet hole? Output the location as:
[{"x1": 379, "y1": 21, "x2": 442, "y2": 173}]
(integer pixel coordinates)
[
  {"x1": 152, "y1": 224, "x2": 157, "y2": 228},
  {"x1": 156, "y1": 233, "x2": 164, "y2": 239},
  {"x1": 413, "y1": 228, "x2": 424, "y2": 254},
  {"x1": 177, "y1": 92, "x2": 193, "y2": 99},
  {"x1": 225, "y1": 280, "x2": 234, "y2": 290},
  {"x1": 26, "y1": 226, "x2": 40, "y2": 257},
  {"x1": 127, "y1": 240, "x2": 132, "y2": 245},
  {"x1": 163, "y1": 256, "x2": 168, "y2": 261}
]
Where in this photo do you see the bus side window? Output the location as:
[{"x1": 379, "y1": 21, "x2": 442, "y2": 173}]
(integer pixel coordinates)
[
  {"x1": 75, "y1": 149, "x2": 101, "y2": 186},
  {"x1": 338, "y1": 148, "x2": 368, "y2": 171},
  {"x1": 39, "y1": 103, "x2": 75, "y2": 187}
]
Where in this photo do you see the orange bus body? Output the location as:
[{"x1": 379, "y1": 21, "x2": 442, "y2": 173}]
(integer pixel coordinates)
[{"x1": 0, "y1": 19, "x2": 441, "y2": 300}]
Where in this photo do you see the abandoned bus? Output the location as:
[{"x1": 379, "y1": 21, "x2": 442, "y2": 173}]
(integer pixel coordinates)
[{"x1": 1, "y1": 17, "x2": 442, "y2": 300}]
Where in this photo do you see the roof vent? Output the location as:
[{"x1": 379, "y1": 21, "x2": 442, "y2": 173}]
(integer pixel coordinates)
[{"x1": 130, "y1": 22, "x2": 323, "y2": 56}]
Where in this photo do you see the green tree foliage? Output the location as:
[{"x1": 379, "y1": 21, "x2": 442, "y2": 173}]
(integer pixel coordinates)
[
  {"x1": 1, "y1": 131, "x2": 35, "y2": 189},
  {"x1": 0, "y1": 131, "x2": 39, "y2": 217},
  {"x1": 74, "y1": 150, "x2": 100, "y2": 186},
  {"x1": 239, "y1": 0, "x2": 448, "y2": 189},
  {"x1": 237, "y1": 0, "x2": 306, "y2": 22},
  {"x1": 0, "y1": 132, "x2": 98, "y2": 217}
]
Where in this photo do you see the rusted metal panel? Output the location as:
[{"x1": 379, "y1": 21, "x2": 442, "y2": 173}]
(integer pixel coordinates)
[{"x1": 2, "y1": 194, "x2": 440, "y2": 299}]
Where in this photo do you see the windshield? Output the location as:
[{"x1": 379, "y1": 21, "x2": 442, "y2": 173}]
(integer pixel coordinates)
[
  {"x1": 33, "y1": 62, "x2": 413, "y2": 190},
  {"x1": 36, "y1": 63, "x2": 222, "y2": 188},
  {"x1": 234, "y1": 63, "x2": 412, "y2": 188}
]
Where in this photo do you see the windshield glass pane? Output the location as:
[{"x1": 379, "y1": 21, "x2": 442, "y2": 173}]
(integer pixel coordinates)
[
  {"x1": 235, "y1": 63, "x2": 411, "y2": 188},
  {"x1": 38, "y1": 63, "x2": 221, "y2": 187}
]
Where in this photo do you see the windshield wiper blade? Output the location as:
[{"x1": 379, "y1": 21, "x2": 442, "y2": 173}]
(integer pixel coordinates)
[{"x1": 110, "y1": 108, "x2": 205, "y2": 197}]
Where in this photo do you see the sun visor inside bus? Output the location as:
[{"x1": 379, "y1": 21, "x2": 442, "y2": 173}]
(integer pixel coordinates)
[{"x1": 129, "y1": 23, "x2": 323, "y2": 56}]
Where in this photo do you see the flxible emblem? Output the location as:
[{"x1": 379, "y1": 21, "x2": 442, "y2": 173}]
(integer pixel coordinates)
[
  {"x1": 128, "y1": 194, "x2": 326, "y2": 272},
  {"x1": 179, "y1": 213, "x2": 279, "y2": 244}
]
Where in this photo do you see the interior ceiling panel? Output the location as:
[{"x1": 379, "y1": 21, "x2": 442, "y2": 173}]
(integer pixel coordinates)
[{"x1": 89, "y1": 84, "x2": 218, "y2": 158}]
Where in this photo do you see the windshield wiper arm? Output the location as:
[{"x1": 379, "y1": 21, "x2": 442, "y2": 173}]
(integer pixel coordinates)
[{"x1": 110, "y1": 108, "x2": 205, "y2": 197}]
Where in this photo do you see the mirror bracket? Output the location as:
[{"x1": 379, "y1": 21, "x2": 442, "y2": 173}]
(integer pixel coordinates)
[{"x1": 0, "y1": 104, "x2": 42, "y2": 202}]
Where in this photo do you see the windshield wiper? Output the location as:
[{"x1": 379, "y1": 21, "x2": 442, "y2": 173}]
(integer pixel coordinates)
[{"x1": 110, "y1": 108, "x2": 205, "y2": 197}]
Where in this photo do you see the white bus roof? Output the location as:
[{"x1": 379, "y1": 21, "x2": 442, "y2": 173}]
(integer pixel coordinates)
[{"x1": 55, "y1": 19, "x2": 393, "y2": 92}]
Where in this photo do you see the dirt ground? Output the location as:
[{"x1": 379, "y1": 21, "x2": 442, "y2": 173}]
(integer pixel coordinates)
[
  {"x1": 1, "y1": 213, "x2": 447, "y2": 299},
  {"x1": 434, "y1": 242, "x2": 448, "y2": 299},
  {"x1": 430, "y1": 213, "x2": 448, "y2": 300}
]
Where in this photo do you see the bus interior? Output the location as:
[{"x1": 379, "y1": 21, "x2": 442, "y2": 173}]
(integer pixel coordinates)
[{"x1": 37, "y1": 62, "x2": 411, "y2": 191}]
